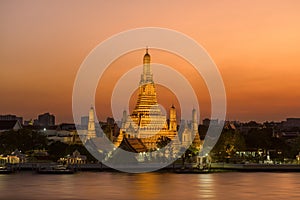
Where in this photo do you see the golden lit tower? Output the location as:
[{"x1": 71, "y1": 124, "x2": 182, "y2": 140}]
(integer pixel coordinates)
[
  {"x1": 87, "y1": 105, "x2": 97, "y2": 140},
  {"x1": 130, "y1": 48, "x2": 166, "y2": 136},
  {"x1": 116, "y1": 48, "x2": 177, "y2": 150},
  {"x1": 121, "y1": 110, "x2": 127, "y2": 129},
  {"x1": 169, "y1": 105, "x2": 177, "y2": 131},
  {"x1": 191, "y1": 108, "x2": 201, "y2": 150},
  {"x1": 192, "y1": 108, "x2": 197, "y2": 133},
  {"x1": 140, "y1": 47, "x2": 153, "y2": 84}
]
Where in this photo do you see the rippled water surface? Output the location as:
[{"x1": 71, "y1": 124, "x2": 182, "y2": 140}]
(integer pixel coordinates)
[{"x1": 1, "y1": 171, "x2": 300, "y2": 200}]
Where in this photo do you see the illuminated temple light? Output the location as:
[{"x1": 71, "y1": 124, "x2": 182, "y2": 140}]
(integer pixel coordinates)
[{"x1": 114, "y1": 49, "x2": 201, "y2": 154}]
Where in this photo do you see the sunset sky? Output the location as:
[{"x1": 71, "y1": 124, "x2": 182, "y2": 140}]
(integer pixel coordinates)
[{"x1": 1, "y1": 0, "x2": 300, "y2": 123}]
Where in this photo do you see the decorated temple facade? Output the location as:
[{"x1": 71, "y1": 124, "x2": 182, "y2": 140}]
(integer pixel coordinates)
[{"x1": 114, "y1": 49, "x2": 201, "y2": 153}]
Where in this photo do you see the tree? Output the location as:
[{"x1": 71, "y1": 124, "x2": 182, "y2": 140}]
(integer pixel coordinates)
[
  {"x1": 156, "y1": 136, "x2": 171, "y2": 149},
  {"x1": 0, "y1": 129, "x2": 48, "y2": 154},
  {"x1": 211, "y1": 129, "x2": 246, "y2": 162},
  {"x1": 289, "y1": 136, "x2": 300, "y2": 159},
  {"x1": 47, "y1": 141, "x2": 68, "y2": 161},
  {"x1": 244, "y1": 128, "x2": 289, "y2": 160}
]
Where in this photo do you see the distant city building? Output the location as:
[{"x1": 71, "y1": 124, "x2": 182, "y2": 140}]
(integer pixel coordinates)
[
  {"x1": 37, "y1": 112, "x2": 55, "y2": 127},
  {"x1": 0, "y1": 114, "x2": 23, "y2": 125},
  {"x1": 0, "y1": 120, "x2": 22, "y2": 132},
  {"x1": 33, "y1": 119, "x2": 39, "y2": 126},
  {"x1": 57, "y1": 123, "x2": 76, "y2": 131},
  {"x1": 81, "y1": 116, "x2": 89, "y2": 127},
  {"x1": 282, "y1": 118, "x2": 300, "y2": 128},
  {"x1": 45, "y1": 123, "x2": 82, "y2": 145}
]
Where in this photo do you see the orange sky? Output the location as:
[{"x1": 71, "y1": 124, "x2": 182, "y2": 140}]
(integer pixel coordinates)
[{"x1": 1, "y1": 0, "x2": 300, "y2": 123}]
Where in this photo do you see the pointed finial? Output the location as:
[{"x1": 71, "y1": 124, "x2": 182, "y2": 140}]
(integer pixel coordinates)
[{"x1": 146, "y1": 46, "x2": 148, "y2": 54}]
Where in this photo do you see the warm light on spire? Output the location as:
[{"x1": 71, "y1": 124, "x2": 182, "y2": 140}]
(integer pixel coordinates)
[{"x1": 140, "y1": 47, "x2": 153, "y2": 84}]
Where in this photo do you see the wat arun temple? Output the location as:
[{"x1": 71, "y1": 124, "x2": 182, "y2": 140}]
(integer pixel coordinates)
[
  {"x1": 110, "y1": 49, "x2": 202, "y2": 154},
  {"x1": 83, "y1": 49, "x2": 202, "y2": 159}
]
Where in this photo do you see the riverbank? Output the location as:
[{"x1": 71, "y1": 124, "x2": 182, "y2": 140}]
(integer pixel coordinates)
[
  {"x1": 3, "y1": 162, "x2": 300, "y2": 174},
  {"x1": 211, "y1": 163, "x2": 300, "y2": 172}
]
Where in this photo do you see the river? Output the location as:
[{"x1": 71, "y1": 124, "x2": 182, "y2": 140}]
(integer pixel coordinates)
[{"x1": 1, "y1": 171, "x2": 300, "y2": 200}]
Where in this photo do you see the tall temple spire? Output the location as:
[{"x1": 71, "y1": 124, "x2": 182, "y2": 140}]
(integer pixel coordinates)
[
  {"x1": 191, "y1": 108, "x2": 201, "y2": 150},
  {"x1": 192, "y1": 108, "x2": 198, "y2": 132},
  {"x1": 140, "y1": 48, "x2": 153, "y2": 84},
  {"x1": 115, "y1": 49, "x2": 179, "y2": 151},
  {"x1": 169, "y1": 105, "x2": 177, "y2": 131},
  {"x1": 87, "y1": 105, "x2": 97, "y2": 140}
]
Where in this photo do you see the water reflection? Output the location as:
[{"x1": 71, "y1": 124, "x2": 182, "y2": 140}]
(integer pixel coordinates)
[
  {"x1": 1, "y1": 172, "x2": 300, "y2": 200},
  {"x1": 133, "y1": 173, "x2": 160, "y2": 200},
  {"x1": 197, "y1": 174, "x2": 215, "y2": 199}
]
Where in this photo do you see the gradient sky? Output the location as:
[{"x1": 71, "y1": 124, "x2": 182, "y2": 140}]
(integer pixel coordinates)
[{"x1": 1, "y1": 0, "x2": 300, "y2": 123}]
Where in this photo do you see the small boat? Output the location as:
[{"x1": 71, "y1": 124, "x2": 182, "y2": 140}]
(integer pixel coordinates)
[
  {"x1": 37, "y1": 165, "x2": 75, "y2": 174},
  {"x1": 0, "y1": 166, "x2": 13, "y2": 174}
]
